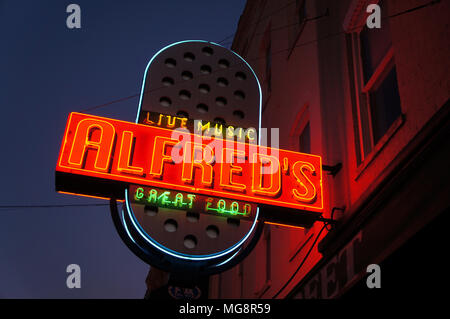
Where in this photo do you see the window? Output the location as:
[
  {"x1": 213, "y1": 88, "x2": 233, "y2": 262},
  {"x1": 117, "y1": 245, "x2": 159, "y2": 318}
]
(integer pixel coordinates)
[
  {"x1": 368, "y1": 66, "x2": 401, "y2": 144},
  {"x1": 288, "y1": 104, "x2": 309, "y2": 152},
  {"x1": 299, "y1": 122, "x2": 311, "y2": 153},
  {"x1": 359, "y1": 20, "x2": 391, "y2": 83},
  {"x1": 346, "y1": 0, "x2": 402, "y2": 165}
]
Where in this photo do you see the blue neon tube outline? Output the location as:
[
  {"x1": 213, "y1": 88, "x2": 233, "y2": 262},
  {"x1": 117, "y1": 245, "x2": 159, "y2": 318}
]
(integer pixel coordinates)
[
  {"x1": 121, "y1": 209, "x2": 137, "y2": 245},
  {"x1": 123, "y1": 40, "x2": 263, "y2": 261},
  {"x1": 214, "y1": 248, "x2": 241, "y2": 267}
]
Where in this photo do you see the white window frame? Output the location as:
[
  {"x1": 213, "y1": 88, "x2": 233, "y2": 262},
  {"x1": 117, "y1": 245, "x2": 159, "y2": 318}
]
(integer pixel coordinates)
[{"x1": 344, "y1": 0, "x2": 404, "y2": 174}]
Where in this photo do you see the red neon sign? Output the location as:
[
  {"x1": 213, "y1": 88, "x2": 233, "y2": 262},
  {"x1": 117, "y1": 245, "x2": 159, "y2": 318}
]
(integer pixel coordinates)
[{"x1": 56, "y1": 112, "x2": 323, "y2": 212}]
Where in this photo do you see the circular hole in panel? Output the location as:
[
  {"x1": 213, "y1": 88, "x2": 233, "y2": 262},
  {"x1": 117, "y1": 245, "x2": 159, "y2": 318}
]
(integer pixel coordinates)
[
  {"x1": 184, "y1": 235, "x2": 197, "y2": 249},
  {"x1": 206, "y1": 225, "x2": 220, "y2": 239},
  {"x1": 199, "y1": 84, "x2": 210, "y2": 94},
  {"x1": 161, "y1": 77, "x2": 174, "y2": 86},
  {"x1": 181, "y1": 71, "x2": 193, "y2": 80},
  {"x1": 165, "y1": 58, "x2": 176, "y2": 68},
  {"x1": 176, "y1": 110, "x2": 189, "y2": 118},
  {"x1": 214, "y1": 117, "x2": 226, "y2": 125},
  {"x1": 184, "y1": 52, "x2": 195, "y2": 62},
  {"x1": 235, "y1": 71, "x2": 246, "y2": 80},
  {"x1": 159, "y1": 97, "x2": 172, "y2": 107},
  {"x1": 233, "y1": 110, "x2": 245, "y2": 119},
  {"x1": 179, "y1": 90, "x2": 191, "y2": 100},
  {"x1": 164, "y1": 219, "x2": 178, "y2": 232},
  {"x1": 144, "y1": 205, "x2": 158, "y2": 217},
  {"x1": 200, "y1": 65, "x2": 212, "y2": 74},
  {"x1": 196, "y1": 103, "x2": 208, "y2": 113},
  {"x1": 202, "y1": 46, "x2": 214, "y2": 56},
  {"x1": 218, "y1": 59, "x2": 230, "y2": 69},
  {"x1": 215, "y1": 96, "x2": 227, "y2": 106},
  {"x1": 186, "y1": 212, "x2": 200, "y2": 223},
  {"x1": 217, "y1": 77, "x2": 229, "y2": 87},
  {"x1": 234, "y1": 90, "x2": 246, "y2": 100}
]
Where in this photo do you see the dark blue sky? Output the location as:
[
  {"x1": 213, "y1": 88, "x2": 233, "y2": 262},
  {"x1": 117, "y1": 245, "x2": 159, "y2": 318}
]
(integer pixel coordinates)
[{"x1": 0, "y1": 0, "x2": 245, "y2": 298}]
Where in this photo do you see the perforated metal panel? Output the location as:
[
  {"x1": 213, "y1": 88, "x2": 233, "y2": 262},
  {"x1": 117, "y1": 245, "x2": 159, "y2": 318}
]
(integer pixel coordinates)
[
  {"x1": 124, "y1": 41, "x2": 261, "y2": 259},
  {"x1": 139, "y1": 41, "x2": 260, "y2": 129}
]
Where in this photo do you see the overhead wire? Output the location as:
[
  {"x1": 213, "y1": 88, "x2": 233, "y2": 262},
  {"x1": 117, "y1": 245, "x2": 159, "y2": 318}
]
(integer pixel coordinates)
[
  {"x1": 79, "y1": 1, "x2": 299, "y2": 112},
  {"x1": 271, "y1": 222, "x2": 328, "y2": 299}
]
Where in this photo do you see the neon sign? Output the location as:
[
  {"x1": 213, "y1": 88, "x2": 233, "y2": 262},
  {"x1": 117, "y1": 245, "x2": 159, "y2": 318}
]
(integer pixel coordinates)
[
  {"x1": 134, "y1": 186, "x2": 196, "y2": 210},
  {"x1": 205, "y1": 198, "x2": 252, "y2": 217},
  {"x1": 56, "y1": 112, "x2": 323, "y2": 213},
  {"x1": 131, "y1": 185, "x2": 254, "y2": 218},
  {"x1": 54, "y1": 40, "x2": 323, "y2": 272}
]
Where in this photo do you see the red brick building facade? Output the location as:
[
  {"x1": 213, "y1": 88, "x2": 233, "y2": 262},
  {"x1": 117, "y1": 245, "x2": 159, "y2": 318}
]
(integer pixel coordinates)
[{"x1": 209, "y1": 0, "x2": 450, "y2": 299}]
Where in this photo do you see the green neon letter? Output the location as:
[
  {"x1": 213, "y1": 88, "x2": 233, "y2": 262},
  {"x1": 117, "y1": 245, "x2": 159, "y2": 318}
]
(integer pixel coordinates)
[
  {"x1": 231, "y1": 201, "x2": 239, "y2": 215},
  {"x1": 174, "y1": 193, "x2": 184, "y2": 207},
  {"x1": 158, "y1": 191, "x2": 170, "y2": 206},
  {"x1": 148, "y1": 189, "x2": 157, "y2": 204},
  {"x1": 187, "y1": 194, "x2": 196, "y2": 209},
  {"x1": 244, "y1": 204, "x2": 251, "y2": 216},
  {"x1": 218, "y1": 199, "x2": 226, "y2": 214},
  {"x1": 135, "y1": 187, "x2": 144, "y2": 201}
]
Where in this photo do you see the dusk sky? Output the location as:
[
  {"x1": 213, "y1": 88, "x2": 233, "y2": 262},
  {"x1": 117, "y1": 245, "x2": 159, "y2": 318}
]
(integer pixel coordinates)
[{"x1": 0, "y1": 0, "x2": 246, "y2": 298}]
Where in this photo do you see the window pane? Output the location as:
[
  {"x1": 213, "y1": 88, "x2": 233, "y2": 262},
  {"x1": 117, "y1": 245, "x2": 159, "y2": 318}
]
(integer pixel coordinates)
[
  {"x1": 299, "y1": 122, "x2": 311, "y2": 153},
  {"x1": 369, "y1": 66, "x2": 401, "y2": 144},
  {"x1": 359, "y1": 3, "x2": 391, "y2": 83},
  {"x1": 360, "y1": 95, "x2": 374, "y2": 157}
]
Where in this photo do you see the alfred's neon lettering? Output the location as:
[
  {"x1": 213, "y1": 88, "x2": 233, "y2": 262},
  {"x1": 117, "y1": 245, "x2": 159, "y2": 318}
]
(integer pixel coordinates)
[{"x1": 56, "y1": 112, "x2": 323, "y2": 212}]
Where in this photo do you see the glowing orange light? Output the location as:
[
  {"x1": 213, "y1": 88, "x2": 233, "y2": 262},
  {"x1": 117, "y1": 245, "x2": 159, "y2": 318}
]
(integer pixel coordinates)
[
  {"x1": 117, "y1": 131, "x2": 144, "y2": 176},
  {"x1": 251, "y1": 153, "x2": 281, "y2": 197},
  {"x1": 68, "y1": 118, "x2": 115, "y2": 172},
  {"x1": 56, "y1": 112, "x2": 323, "y2": 212},
  {"x1": 219, "y1": 148, "x2": 246, "y2": 192},
  {"x1": 264, "y1": 222, "x2": 305, "y2": 230},
  {"x1": 149, "y1": 136, "x2": 178, "y2": 178},
  {"x1": 181, "y1": 142, "x2": 214, "y2": 186},
  {"x1": 292, "y1": 161, "x2": 317, "y2": 203}
]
